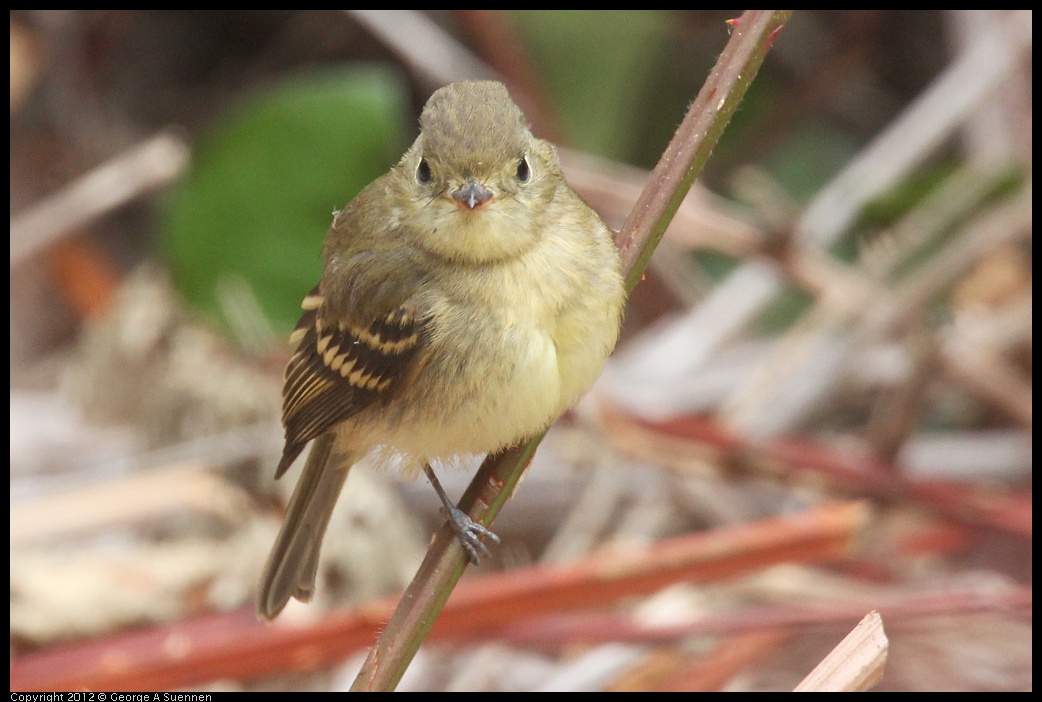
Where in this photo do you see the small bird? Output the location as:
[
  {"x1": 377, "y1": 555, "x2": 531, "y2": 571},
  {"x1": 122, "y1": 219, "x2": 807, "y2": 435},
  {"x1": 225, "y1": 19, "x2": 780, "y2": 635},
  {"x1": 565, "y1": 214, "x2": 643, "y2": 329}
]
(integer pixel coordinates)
[{"x1": 258, "y1": 80, "x2": 625, "y2": 621}]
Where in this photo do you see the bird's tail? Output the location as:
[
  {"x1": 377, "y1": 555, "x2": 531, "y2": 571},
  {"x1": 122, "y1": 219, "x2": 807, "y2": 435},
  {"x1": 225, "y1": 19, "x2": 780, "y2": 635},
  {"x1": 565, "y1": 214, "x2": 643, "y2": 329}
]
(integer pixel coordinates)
[{"x1": 257, "y1": 433, "x2": 351, "y2": 621}]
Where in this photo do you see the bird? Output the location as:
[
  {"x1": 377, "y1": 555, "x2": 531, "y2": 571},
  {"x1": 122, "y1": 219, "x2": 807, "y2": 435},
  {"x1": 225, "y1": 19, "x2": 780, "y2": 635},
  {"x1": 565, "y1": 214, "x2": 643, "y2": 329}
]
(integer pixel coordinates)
[{"x1": 258, "y1": 80, "x2": 625, "y2": 621}]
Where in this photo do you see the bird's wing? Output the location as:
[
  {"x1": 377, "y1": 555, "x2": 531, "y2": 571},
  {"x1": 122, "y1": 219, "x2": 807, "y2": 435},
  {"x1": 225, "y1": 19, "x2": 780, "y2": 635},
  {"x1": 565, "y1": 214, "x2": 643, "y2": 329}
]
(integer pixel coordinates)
[{"x1": 275, "y1": 284, "x2": 427, "y2": 477}]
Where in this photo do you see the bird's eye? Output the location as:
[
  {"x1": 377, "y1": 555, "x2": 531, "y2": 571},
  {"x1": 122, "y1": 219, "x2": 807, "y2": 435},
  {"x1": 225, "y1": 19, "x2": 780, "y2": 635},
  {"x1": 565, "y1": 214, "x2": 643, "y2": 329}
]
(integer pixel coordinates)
[
  {"x1": 516, "y1": 156, "x2": 531, "y2": 183},
  {"x1": 416, "y1": 158, "x2": 432, "y2": 184}
]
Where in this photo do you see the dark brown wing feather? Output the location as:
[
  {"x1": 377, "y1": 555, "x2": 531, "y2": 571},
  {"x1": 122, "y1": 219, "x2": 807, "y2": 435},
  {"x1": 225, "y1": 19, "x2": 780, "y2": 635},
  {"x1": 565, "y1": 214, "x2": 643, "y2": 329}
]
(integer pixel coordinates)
[{"x1": 275, "y1": 284, "x2": 425, "y2": 478}]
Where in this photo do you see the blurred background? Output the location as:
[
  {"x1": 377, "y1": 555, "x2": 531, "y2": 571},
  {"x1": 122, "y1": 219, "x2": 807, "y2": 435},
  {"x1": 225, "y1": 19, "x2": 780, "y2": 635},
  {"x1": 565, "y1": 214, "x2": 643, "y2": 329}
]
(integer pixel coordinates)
[{"x1": 9, "y1": 10, "x2": 1031, "y2": 692}]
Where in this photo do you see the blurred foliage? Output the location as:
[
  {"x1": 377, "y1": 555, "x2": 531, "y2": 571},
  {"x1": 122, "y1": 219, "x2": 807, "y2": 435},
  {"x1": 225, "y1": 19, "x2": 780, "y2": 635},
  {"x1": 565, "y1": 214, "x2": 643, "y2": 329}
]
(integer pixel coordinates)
[
  {"x1": 509, "y1": 10, "x2": 677, "y2": 166},
  {"x1": 152, "y1": 11, "x2": 955, "y2": 338},
  {"x1": 509, "y1": 11, "x2": 873, "y2": 202},
  {"x1": 161, "y1": 66, "x2": 410, "y2": 334},
  {"x1": 762, "y1": 120, "x2": 864, "y2": 204},
  {"x1": 855, "y1": 165, "x2": 1024, "y2": 277}
]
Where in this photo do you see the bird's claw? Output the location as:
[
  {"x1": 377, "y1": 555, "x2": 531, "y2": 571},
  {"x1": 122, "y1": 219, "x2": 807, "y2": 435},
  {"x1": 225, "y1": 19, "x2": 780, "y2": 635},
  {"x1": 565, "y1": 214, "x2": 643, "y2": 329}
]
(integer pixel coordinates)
[{"x1": 443, "y1": 506, "x2": 500, "y2": 564}]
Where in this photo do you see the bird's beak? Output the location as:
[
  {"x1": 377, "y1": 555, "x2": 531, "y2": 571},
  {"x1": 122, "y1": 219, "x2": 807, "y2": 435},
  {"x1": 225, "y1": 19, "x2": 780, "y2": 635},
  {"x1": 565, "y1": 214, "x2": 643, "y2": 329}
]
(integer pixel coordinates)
[{"x1": 451, "y1": 181, "x2": 494, "y2": 210}]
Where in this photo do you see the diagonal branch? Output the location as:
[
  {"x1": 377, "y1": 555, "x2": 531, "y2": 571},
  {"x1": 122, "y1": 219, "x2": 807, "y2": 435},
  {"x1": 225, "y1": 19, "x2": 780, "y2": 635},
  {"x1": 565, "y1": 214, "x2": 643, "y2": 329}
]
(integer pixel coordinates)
[{"x1": 351, "y1": 10, "x2": 795, "y2": 692}]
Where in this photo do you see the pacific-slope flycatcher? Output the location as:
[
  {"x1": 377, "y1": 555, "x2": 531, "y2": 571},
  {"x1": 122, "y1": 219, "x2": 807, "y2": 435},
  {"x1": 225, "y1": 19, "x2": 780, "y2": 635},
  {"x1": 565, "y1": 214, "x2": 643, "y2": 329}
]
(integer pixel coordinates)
[{"x1": 258, "y1": 80, "x2": 625, "y2": 621}]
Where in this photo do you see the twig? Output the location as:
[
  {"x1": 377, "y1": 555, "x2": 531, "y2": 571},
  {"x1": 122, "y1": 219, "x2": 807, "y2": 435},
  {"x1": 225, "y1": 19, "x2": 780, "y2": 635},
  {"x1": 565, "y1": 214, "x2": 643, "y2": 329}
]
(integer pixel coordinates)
[
  {"x1": 350, "y1": 12, "x2": 795, "y2": 691},
  {"x1": 495, "y1": 583, "x2": 1031, "y2": 646},
  {"x1": 610, "y1": 11, "x2": 1032, "y2": 415},
  {"x1": 599, "y1": 404, "x2": 1033, "y2": 537},
  {"x1": 10, "y1": 462, "x2": 253, "y2": 546},
  {"x1": 720, "y1": 180, "x2": 1032, "y2": 438},
  {"x1": 940, "y1": 331, "x2": 1033, "y2": 428},
  {"x1": 613, "y1": 12, "x2": 793, "y2": 291},
  {"x1": 859, "y1": 163, "x2": 1009, "y2": 281},
  {"x1": 10, "y1": 500, "x2": 863, "y2": 691},
  {"x1": 796, "y1": 10, "x2": 1032, "y2": 246},
  {"x1": 12, "y1": 419, "x2": 281, "y2": 496},
  {"x1": 651, "y1": 630, "x2": 790, "y2": 692},
  {"x1": 10, "y1": 132, "x2": 189, "y2": 268},
  {"x1": 944, "y1": 11, "x2": 1034, "y2": 168},
  {"x1": 346, "y1": 10, "x2": 495, "y2": 89},
  {"x1": 873, "y1": 182, "x2": 1032, "y2": 333},
  {"x1": 792, "y1": 611, "x2": 888, "y2": 692},
  {"x1": 560, "y1": 148, "x2": 761, "y2": 307}
]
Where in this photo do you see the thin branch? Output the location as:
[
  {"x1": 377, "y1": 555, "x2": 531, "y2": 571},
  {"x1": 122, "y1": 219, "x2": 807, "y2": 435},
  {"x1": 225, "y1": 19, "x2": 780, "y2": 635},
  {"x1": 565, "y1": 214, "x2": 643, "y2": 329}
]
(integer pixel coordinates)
[
  {"x1": 720, "y1": 180, "x2": 1032, "y2": 438},
  {"x1": 796, "y1": 10, "x2": 1032, "y2": 247},
  {"x1": 346, "y1": 10, "x2": 495, "y2": 89},
  {"x1": 350, "y1": 10, "x2": 795, "y2": 692},
  {"x1": 495, "y1": 584, "x2": 1030, "y2": 647},
  {"x1": 599, "y1": 404, "x2": 1033, "y2": 537},
  {"x1": 793, "y1": 611, "x2": 888, "y2": 692},
  {"x1": 10, "y1": 500, "x2": 862, "y2": 691},
  {"x1": 615, "y1": 11, "x2": 794, "y2": 292},
  {"x1": 609, "y1": 10, "x2": 1032, "y2": 416},
  {"x1": 10, "y1": 132, "x2": 190, "y2": 269},
  {"x1": 650, "y1": 630, "x2": 790, "y2": 692}
]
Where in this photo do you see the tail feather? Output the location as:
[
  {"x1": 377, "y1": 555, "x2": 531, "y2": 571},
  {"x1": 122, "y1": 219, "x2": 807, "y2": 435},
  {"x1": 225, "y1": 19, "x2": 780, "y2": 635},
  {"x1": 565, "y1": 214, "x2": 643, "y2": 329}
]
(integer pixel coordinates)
[{"x1": 257, "y1": 433, "x2": 351, "y2": 621}]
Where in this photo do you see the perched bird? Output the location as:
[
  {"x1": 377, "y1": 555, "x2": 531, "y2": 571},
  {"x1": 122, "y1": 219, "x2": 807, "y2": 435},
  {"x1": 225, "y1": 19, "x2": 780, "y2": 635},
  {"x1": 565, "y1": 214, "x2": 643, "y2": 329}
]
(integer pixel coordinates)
[{"x1": 258, "y1": 80, "x2": 625, "y2": 621}]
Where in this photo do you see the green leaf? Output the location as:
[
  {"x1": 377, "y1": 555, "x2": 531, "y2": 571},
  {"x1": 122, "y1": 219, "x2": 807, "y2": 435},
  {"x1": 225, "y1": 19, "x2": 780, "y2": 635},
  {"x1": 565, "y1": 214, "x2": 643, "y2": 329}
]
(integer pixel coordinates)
[{"x1": 161, "y1": 66, "x2": 411, "y2": 335}]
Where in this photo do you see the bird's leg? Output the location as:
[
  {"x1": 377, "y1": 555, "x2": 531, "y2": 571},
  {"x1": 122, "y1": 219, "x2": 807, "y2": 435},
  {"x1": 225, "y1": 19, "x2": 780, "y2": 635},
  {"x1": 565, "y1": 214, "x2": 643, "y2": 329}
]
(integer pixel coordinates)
[{"x1": 423, "y1": 463, "x2": 500, "y2": 564}]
